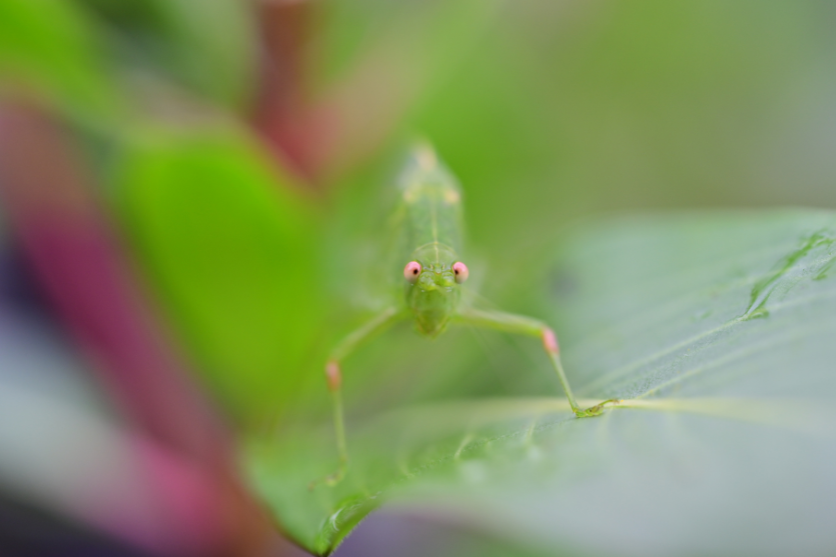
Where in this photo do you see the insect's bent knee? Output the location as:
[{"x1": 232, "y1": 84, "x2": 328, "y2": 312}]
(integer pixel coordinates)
[
  {"x1": 326, "y1": 360, "x2": 342, "y2": 391},
  {"x1": 542, "y1": 328, "x2": 560, "y2": 355}
]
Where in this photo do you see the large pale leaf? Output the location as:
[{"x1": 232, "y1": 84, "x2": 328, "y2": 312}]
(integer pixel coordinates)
[{"x1": 246, "y1": 209, "x2": 836, "y2": 556}]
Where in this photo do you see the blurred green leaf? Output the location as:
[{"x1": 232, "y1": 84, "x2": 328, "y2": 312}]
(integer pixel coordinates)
[
  {"x1": 77, "y1": 0, "x2": 255, "y2": 109},
  {"x1": 114, "y1": 125, "x2": 325, "y2": 424},
  {"x1": 246, "y1": 209, "x2": 836, "y2": 556},
  {"x1": 410, "y1": 1, "x2": 826, "y2": 268},
  {"x1": 0, "y1": 0, "x2": 123, "y2": 123},
  {"x1": 318, "y1": 0, "x2": 501, "y2": 84},
  {"x1": 137, "y1": 0, "x2": 256, "y2": 108}
]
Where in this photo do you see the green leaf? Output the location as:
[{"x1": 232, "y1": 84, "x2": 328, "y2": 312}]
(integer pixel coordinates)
[
  {"x1": 0, "y1": 0, "x2": 124, "y2": 123},
  {"x1": 245, "y1": 209, "x2": 836, "y2": 556},
  {"x1": 134, "y1": 0, "x2": 256, "y2": 108},
  {"x1": 113, "y1": 125, "x2": 325, "y2": 424}
]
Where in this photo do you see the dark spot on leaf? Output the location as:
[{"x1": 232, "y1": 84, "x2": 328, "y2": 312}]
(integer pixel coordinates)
[{"x1": 550, "y1": 265, "x2": 578, "y2": 298}]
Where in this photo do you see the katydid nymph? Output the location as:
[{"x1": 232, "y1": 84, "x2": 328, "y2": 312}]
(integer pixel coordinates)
[{"x1": 320, "y1": 144, "x2": 617, "y2": 486}]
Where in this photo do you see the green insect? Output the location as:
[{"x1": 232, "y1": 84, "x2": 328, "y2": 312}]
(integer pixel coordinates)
[{"x1": 321, "y1": 144, "x2": 616, "y2": 485}]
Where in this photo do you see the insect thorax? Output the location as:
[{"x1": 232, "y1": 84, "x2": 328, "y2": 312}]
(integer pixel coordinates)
[{"x1": 405, "y1": 242, "x2": 461, "y2": 337}]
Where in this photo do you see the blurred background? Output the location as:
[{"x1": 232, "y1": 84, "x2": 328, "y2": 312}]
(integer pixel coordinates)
[{"x1": 0, "y1": 0, "x2": 834, "y2": 555}]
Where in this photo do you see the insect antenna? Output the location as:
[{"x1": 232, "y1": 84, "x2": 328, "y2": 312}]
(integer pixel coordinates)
[
  {"x1": 457, "y1": 292, "x2": 526, "y2": 395},
  {"x1": 459, "y1": 284, "x2": 501, "y2": 311},
  {"x1": 460, "y1": 286, "x2": 549, "y2": 394}
]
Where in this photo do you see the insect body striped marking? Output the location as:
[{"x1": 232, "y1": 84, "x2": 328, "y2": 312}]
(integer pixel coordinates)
[{"x1": 401, "y1": 183, "x2": 463, "y2": 259}]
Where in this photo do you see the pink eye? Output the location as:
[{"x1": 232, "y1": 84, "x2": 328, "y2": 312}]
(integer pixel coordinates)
[
  {"x1": 404, "y1": 261, "x2": 422, "y2": 282},
  {"x1": 453, "y1": 262, "x2": 469, "y2": 283}
]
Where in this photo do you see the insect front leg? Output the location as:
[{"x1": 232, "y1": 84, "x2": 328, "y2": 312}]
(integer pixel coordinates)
[
  {"x1": 453, "y1": 307, "x2": 618, "y2": 417},
  {"x1": 313, "y1": 306, "x2": 403, "y2": 488}
]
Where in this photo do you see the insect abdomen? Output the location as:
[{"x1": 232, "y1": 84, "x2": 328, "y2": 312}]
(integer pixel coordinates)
[{"x1": 397, "y1": 146, "x2": 464, "y2": 258}]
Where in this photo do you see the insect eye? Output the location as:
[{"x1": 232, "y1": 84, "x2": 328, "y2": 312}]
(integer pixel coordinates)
[
  {"x1": 404, "y1": 261, "x2": 422, "y2": 282},
  {"x1": 452, "y1": 262, "x2": 469, "y2": 284}
]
